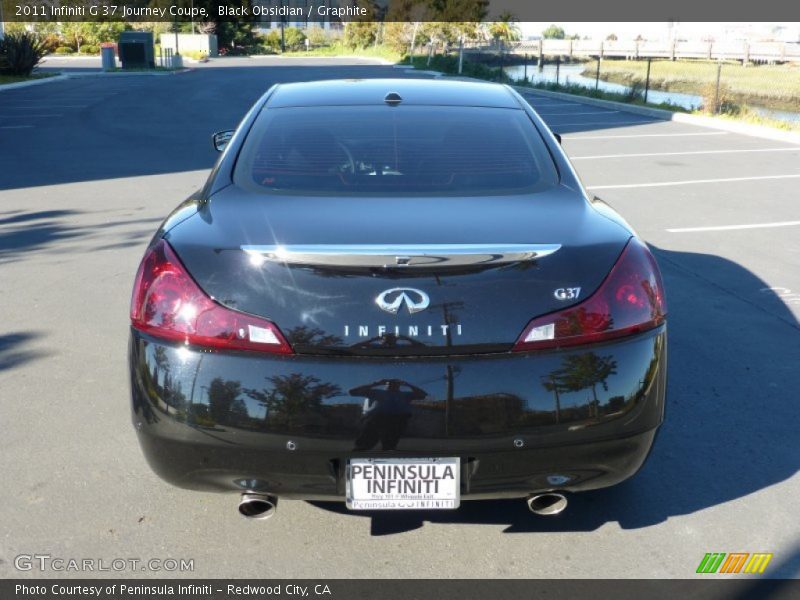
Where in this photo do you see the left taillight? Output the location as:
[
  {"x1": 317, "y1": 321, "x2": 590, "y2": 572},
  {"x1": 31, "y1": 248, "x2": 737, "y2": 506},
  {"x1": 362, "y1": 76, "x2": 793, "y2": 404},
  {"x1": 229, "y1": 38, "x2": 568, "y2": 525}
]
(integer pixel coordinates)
[
  {"x1": 130, "y1": 239, "x2": 292, "y2": 354},
  {"x1": 513, "y1": 237, "x2": 667, "y2": 352}
]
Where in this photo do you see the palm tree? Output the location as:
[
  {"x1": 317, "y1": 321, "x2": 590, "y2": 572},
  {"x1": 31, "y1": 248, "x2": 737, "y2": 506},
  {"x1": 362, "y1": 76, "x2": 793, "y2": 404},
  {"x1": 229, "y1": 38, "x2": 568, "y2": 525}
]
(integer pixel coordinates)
[
  {"x1": 488, "y1": 11, "x2": 521, "y2": 44},
  {"x1": 543, "y1": 353, "x2": 618, "y2": 419}
]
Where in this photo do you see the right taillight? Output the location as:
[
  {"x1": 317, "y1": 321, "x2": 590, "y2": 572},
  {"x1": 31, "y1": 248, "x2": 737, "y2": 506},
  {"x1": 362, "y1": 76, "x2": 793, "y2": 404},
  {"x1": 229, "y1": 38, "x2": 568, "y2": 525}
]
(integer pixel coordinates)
[
  {"x1": 130, "y1": 239, "x2": 292, "y2": 354},
  {"x1": 513, "y1": 238, "x2": 666, "y2": 352}
]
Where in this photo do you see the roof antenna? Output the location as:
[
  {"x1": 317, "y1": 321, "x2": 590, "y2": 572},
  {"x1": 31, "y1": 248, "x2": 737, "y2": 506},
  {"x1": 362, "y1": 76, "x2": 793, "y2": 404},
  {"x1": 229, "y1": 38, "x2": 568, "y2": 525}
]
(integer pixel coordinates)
[{"x1": 384, "y1": 92, "x2": 403, "y2": 106}]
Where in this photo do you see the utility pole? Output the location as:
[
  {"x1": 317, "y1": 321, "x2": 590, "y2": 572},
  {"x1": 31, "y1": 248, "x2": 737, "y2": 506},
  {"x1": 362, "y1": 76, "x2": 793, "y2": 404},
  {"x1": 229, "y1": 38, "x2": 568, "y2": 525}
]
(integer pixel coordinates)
[
  {"x1": 174, "y1": 11, "x2": 179, "y2": 54},
  {"x1": 457, "y1": 35, "x2": 466, "y2": 74}
]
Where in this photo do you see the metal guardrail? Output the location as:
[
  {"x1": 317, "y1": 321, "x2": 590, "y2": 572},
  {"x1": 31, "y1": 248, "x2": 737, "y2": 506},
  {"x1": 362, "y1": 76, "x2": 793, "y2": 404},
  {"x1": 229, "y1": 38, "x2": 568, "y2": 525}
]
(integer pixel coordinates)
[{"x1": 466, "y1": 40, "x2": 800, "y2": 63}]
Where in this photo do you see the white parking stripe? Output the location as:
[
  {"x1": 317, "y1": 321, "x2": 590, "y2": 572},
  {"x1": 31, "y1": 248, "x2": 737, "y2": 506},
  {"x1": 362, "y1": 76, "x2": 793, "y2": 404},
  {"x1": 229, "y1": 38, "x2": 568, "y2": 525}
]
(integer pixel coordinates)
[
  {"x1": 564, "y1": 132, "x2": 729, "y2": 140},
  {"x1": 587, "y1": 174, "x2": 800, "y2": 190},
  {"x1": 0, "y1": 105, "x2": 88, "y2": 109},
  {"x1": 526, "y1": 102, "x2": 582, "y2": 107},
  {"x1": 667, "y1": 221, "x2": 800, "y2": 233},
  {"x1": 572, "y1": 147, "x2": 800, "y2": 160},
  {"x1": 0, "y1": 125, "x2": 34, "y2": 129},
  {"x1": 0, "y1": 114, "x2": 62, "y2": 118},
  {"x1": 539, "y1": 111, "x2": 620, "y2": 116},
  {"x1": 551, "y1": 119, "x2": 658, "y2": 127}
]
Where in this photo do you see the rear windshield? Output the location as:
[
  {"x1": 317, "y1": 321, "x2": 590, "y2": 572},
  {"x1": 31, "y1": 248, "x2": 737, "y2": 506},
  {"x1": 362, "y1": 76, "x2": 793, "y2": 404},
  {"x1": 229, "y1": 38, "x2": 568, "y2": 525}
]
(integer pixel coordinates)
[{"x1": 234, "y1": 105, "x2": 558, "y2": 196}]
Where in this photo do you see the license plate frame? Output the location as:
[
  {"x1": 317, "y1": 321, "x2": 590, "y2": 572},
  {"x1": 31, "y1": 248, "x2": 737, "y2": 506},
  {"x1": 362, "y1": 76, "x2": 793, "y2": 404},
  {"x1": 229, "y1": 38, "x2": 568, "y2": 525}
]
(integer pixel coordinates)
[{"x1": 346, "y1": 457, "x2": 461, "y2": 510}]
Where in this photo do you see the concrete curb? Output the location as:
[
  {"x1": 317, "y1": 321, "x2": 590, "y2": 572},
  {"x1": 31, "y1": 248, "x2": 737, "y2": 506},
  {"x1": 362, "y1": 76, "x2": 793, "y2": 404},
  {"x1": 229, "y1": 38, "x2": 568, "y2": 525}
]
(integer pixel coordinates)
[
  {"x1": 65, "y1": 68, "x2": 193, "y2": 78},
  {"x1": 0, "y1": 74, "x2": 70, "y2": 92},
  {"x1": 511, "y1": 85, "x2": 800, "y2": 146},
  {"x1": 0, "y1": 69, "x2": 194, "y2": 92}
]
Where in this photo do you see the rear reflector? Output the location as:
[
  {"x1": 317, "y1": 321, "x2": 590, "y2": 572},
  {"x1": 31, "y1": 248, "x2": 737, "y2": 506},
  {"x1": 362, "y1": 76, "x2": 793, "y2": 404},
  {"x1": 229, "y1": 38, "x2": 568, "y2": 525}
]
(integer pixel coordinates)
[
  {"x1": 130, "y1": 239, "x2": 292, "y2": 354},
  {"x1": 513, "y1": 238, "x2": 666, "y2": 352}
]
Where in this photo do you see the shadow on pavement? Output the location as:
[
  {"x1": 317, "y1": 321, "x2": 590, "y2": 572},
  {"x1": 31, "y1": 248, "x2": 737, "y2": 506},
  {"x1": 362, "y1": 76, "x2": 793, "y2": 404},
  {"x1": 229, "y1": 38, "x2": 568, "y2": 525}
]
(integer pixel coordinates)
[
  {"x1": 0, "y1": 209, "x2": 162, "y2": 262},
  {"x1": 0, "y1": 332, "x2": 49, "y2": 372},
  {"x1": 311, "y1": 246, "x2": 800, "y2": 537}
]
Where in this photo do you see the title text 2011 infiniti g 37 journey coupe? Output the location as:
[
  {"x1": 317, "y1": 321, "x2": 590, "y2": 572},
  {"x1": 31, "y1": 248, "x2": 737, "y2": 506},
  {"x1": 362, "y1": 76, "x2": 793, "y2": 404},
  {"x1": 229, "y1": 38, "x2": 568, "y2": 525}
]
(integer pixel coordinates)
[{"x1": 129, "y1": 79, "x2": 667, "y2": 519}]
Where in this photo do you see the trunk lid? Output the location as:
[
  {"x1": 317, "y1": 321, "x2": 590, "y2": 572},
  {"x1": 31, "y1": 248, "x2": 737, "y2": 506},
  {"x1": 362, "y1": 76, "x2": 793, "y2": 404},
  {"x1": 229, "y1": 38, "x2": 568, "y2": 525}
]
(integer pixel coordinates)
[{"x1": 166, "y1": 186, "x2": 630, "y2": 355}]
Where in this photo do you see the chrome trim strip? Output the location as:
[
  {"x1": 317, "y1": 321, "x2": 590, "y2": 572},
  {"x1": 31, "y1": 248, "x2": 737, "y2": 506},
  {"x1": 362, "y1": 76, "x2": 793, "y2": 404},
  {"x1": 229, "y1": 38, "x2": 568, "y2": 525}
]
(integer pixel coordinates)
[{"x1": 241, "y1": 244, "x2": 561, "y2": 268}]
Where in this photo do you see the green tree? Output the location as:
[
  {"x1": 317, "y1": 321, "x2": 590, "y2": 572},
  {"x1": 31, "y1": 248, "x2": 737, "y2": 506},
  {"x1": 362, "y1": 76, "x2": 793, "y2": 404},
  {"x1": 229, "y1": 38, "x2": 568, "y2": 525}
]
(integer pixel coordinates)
[
  {"x1": 60, "y1": 22, "x2": 94, "y2": 52},
  {"x1": 488, "y1": 11, "x2": 520, "y2": 43},
  {"x1": 542, "y1": 24, "x2": 566, "y2": 40},
  {"x1": 344, "y1": 22, "x2": 378, "y2": 49}
]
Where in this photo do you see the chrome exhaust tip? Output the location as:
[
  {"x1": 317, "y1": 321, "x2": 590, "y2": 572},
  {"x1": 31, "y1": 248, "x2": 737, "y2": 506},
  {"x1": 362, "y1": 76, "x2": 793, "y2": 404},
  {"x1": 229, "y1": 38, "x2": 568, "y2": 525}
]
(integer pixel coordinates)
[
  {"x1": 526, "y1": 493, "x2": 567, "y2": 516},
  {"x1": 238, "y1": 493, "x2": 278, "y2": 520}
]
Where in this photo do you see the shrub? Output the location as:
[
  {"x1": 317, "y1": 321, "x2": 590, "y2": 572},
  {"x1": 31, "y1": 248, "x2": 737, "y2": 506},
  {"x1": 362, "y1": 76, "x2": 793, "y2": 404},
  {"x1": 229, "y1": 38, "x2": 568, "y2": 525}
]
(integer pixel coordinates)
[
  {"x1": 80, "y1": 45, "x2": 100, "y2": 55},
  {"x1": 700, "y1": 81, "x2": 741, "y2": 115},
  {"x1": 179, "y1": 50, "x2": 209, "y2": 60},
  {"x1": 283, "y1": 27, "x2": 306, "y2": 51},
  {"x1": 42, "y1": 34, "x2": 63, "y2": 53},
  {"x1": 55, "y1": 46, "x2": 75, "y2": 54},
  {"x1": 223, "y1": 45, "x2": 248, "y2": 56},
  {"x1": 263, "y1": 31, "x2": 281, "y2": 53},
  {"x1": 624, "y1": 78, "x2": 645, "y2": 102},
  {"x1": 0, "y1": 32, "x2": 48, "y2": 76},
  {"x1": 306, "y1": 26, "x2": 330, "y2": 48}
]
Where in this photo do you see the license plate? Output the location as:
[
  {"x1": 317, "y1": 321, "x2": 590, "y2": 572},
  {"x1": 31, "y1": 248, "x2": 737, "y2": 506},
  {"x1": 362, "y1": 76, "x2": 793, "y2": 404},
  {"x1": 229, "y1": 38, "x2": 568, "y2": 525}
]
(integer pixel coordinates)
[{"x1": 346, "y1": 457, "x2": 460, "y2": 510}]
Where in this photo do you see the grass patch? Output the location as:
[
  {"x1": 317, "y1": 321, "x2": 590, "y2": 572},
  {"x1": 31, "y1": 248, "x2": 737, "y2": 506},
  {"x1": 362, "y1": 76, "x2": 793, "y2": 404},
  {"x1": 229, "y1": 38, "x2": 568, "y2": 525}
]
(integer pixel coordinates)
[
  {"x1": 707, "y1": 105, "x2": 800, "y2": 132},
  {"x1": 407, "y1": 53, "x2": 514, "y2": 81},
  {"x1": 282, "y1": 42, "x2": 402, "y2": 62},
  {"x1": 582, "y1": 59, "x2": 800, "y2": 112},
  {"x1": 521, "y1": 79, "x2": 689, "y2": 113},
  {"x1": 0, "y1": 72, "x2": 58, "y2": 86}
]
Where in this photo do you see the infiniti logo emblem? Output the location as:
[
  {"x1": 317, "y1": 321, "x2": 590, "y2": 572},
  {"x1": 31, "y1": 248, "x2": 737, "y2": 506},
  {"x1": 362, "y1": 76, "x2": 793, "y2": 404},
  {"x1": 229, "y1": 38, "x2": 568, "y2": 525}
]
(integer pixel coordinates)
[{"x1": 375, "y1": 288, "x2": 430, "y2": 314}]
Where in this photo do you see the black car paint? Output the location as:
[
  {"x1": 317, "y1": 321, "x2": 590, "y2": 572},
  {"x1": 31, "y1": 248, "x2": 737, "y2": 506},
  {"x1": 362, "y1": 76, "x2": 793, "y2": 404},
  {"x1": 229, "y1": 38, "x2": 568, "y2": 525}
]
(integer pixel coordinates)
[
  {"x1": 130, "y1": 327, "x2": 665, "y2": 497},
  {"x1": 130, "y1": 78, "x2": 666, "y2": 501}
]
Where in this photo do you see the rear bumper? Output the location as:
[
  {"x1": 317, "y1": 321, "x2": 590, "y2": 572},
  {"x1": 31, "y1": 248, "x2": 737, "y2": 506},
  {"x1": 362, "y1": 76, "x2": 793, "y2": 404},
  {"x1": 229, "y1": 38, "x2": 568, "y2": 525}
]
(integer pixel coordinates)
[{"x1": 129, "y1": 326, "x2": 666, "y2": 499}]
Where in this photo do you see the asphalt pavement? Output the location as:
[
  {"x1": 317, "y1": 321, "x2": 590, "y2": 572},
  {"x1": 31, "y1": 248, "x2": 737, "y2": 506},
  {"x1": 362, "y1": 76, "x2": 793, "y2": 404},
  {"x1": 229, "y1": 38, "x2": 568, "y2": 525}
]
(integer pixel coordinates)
[{"x1": 1, "y1": 56, "x2": 799, "y2": 579}]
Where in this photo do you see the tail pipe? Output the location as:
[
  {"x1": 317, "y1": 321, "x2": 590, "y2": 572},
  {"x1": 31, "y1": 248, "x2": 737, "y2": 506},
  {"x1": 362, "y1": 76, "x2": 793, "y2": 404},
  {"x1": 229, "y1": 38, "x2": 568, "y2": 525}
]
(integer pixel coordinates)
[
  {"x1": 526, "y1": 492, "x2": 567, "y2": 516},
  {"x1": 238, "y1": 493, "x2": 278, "y2": 520}
]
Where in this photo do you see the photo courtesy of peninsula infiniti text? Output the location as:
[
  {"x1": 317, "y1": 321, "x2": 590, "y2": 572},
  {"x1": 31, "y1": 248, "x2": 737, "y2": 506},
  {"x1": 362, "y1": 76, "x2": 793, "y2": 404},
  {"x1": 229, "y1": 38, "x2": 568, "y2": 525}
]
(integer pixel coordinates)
[{"x1": 128, "y1": 78, "x2": 667, "y2": 519}]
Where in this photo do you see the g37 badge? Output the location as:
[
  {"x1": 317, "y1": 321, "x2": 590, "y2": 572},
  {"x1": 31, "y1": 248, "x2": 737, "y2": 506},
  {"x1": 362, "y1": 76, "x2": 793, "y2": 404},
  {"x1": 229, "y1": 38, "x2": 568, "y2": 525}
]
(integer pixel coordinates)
[{"x1": 554, "y1": 287, "x2": 581, "y2": 301}]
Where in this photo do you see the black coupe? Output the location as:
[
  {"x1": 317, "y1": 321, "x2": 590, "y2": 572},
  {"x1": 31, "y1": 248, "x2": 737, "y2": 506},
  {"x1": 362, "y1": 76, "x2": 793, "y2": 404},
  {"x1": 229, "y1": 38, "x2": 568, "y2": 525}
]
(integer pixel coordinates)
[{"x1": 129, "y1": 79, "x2": 667, "y2": 519}]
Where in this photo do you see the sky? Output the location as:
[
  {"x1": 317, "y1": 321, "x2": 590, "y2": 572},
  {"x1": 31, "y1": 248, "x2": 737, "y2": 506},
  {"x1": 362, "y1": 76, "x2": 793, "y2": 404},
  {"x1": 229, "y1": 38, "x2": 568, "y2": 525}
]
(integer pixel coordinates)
[{"x1": 517, "y1": 22, "x2": 800, "y2": 42}]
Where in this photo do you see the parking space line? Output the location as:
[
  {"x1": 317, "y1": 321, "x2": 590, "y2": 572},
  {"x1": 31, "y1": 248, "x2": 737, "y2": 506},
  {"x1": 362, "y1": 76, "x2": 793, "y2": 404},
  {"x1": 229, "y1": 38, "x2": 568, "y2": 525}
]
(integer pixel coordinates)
[
  {"x1": 538, "y1": 111, "x2": 620, "y2": 116},
  {"x1": 0, "y1": 105, "x2": 88, "y2": 109},
  {"x1": 572, "y1": 147, "x2": 799, "y2": 160},
  {"x1": 526, "y1": 102, "x2": 583, "y2": 107},
  {"x1": 587, "y1": 173, "x2": 800, "y2": 190},
  {"x1": 564, "y1": 131, "x2": 729, "y2": 140},
  {"x1": 0, "y1": 114, "x2": 62, "y2": 118},
  {"x1": 549, "y1": 119, "x2": 659, "y2": 127},
  {"x1": 667, "y1": 221, "x2": 800, "y2": 233},
  {"x1": 0, "y1": 125, "x2": 34, "y2": 129}
]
